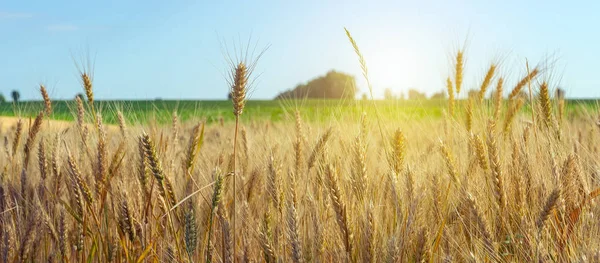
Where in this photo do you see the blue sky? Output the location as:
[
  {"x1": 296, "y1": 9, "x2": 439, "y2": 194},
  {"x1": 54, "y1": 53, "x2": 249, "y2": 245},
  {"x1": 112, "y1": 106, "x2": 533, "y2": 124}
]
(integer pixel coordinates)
[{"x1": 0, "y1": 0, "x2": 598, "y2": 100}]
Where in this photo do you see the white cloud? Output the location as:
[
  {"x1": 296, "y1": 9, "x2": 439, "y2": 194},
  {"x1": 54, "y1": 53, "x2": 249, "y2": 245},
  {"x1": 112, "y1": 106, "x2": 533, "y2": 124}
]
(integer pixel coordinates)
[
  {"x1": 0, "y1": 11, "x2": 33, "y2": 19},
  {"x1": 46, "y1": 24, "x2": 79, "y2": 32}
]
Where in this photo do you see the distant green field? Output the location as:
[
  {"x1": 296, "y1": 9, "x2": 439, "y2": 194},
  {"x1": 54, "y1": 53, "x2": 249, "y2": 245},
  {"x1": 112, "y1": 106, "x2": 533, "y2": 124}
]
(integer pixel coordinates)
[{"x1": 0, "y1": 99, "x2": 597, "y2": 125}]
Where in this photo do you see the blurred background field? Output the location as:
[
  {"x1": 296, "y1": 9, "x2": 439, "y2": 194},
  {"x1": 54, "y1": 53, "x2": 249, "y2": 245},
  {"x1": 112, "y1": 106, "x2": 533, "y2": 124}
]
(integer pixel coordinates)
[{"x1": 1, "y1": 99, "x2": 598, "y2": 125}]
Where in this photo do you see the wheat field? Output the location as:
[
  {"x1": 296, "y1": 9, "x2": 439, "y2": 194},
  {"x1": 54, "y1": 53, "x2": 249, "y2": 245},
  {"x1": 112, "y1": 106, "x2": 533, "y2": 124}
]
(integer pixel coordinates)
[{"x1": 1, "y1": 30, "x2": 600, "y2": 263}]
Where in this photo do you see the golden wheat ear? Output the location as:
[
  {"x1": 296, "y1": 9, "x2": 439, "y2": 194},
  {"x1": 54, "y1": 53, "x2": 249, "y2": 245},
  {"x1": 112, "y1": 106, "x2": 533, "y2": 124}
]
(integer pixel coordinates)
[
  {"x1": 39, "y1": 84, "x2": 52, "y2": 116},
  {"x1": 478, "y1": 63, "x2": 496, "y2": 103},
  {"x1": 446, "y1": 77, "x2": 455, "y2": 117},
  {"x1": 231, "y1": 63, "x2": 248, "y2": 117},
  {"x1": 455, "y1": 49, "x2": 464, "y2": 95}
]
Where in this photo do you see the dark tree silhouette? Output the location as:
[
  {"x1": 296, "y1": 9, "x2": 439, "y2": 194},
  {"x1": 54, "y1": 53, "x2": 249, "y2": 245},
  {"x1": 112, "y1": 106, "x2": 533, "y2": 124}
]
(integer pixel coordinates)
[
  {"x1": 275, "y1": 70, "x2": 357, "y2": 99},
  {"x1": 11, "y1": 90, "x2": 20, "y2": 103},
  {"x1": 0, "y1": 93, "x2": 5, "y2": 103}
]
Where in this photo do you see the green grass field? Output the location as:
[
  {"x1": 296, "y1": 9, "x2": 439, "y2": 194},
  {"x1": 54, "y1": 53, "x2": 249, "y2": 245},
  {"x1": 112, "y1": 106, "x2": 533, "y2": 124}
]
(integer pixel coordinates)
[{"x1": 0, "y1": 99, "x2": 597, "y2": 125}]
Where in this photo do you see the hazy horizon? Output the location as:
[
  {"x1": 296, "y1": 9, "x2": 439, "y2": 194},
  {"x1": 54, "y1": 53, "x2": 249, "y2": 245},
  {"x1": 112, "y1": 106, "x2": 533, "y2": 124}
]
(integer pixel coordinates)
[{"x1": 1, "y1": 0, "x2": 599, "y2": 100}]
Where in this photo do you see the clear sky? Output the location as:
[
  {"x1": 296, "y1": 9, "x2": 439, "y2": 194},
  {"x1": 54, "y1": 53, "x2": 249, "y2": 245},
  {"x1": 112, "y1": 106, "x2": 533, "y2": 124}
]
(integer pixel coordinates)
[{"x1": 1, "y1": 0, "x2": 599, "y2": 100}]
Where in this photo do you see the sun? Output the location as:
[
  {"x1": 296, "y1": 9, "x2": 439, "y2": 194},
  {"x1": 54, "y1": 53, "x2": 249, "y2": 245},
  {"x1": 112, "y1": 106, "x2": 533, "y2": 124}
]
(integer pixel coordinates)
[{"x1": 367, "y1": 46, "x2": 421, "y2": 98}]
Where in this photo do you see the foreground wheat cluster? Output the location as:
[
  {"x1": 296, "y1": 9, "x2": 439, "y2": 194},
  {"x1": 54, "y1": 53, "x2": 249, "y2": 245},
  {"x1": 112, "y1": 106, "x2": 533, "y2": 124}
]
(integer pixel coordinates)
[{"x1": 2, "y1": 35, "x2": 600, "y2": 263}]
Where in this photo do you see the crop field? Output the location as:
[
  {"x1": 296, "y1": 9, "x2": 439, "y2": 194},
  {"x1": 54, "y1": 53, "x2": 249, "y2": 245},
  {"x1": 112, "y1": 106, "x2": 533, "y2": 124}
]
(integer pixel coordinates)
[
  {"x1": 0, "y1": 99, "x2": 453, "y2": 125},
  {"x1": 0, "y1": 98, "x2": 597, "y2": 125},
  {"x1": 2, "y1": 31, "x2": 600, "y2": 263}
]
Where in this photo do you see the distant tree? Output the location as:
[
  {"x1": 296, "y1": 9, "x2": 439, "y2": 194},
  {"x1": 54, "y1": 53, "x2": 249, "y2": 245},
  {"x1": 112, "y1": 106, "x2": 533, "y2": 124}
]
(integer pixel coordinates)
[
  {"x1": 0, "y1": 93, "x2": 5, "y2": 103},
  {"x1": 383, "y1": 88, "x2": 395, "y2": 100},
  {"x1": 407, "y1": 89, "x2": 426, "y2": 100},
  {"x1": 430, "y1": 90, "x2": 447, "y2": 100},
  {"x1": 228, "y1": 92, "x2": 233, "y2": 100},
  {"x1": 555, "y1": 88, "x2": 565, "y2": 100},
  {"x1": 399, "y1": 92, "x2": 406, "y2": 100},
  {"x1": 361, "y1": 93, "x2": 368, "y2": 100},
  {"x1": 11, "y1": 90, "x2": 20, "y2": 103},
  {"x1": 76, "y1": 93, "x2": 85, "y2": 100},
  {"x1": 467, "y1": 89, "x2": 479, "y2": 100},
  {"x1": 275, "y1": 70, "x2": 357, "y2": 99}
]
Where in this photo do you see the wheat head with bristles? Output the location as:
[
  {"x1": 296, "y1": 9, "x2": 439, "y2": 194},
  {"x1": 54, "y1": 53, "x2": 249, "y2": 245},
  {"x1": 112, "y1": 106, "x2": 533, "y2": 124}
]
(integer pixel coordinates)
[
  {"x1": 307, "y1": 127, "x2": 333, "y2": 170},
  {"x1": 37, "y1": 139, "x2": 47, "y2": 181},
  {"x1": 439, "y1": 140, "x2": 459, "y2": 184},
  {"x1": 509, "y1": 67, "x2": 539, "y2": 101},
  {"x1": 40, "y1": 84, "x2": 52, "y2": 116},
  {"x1": 472, "y1": 134, "x2": 490, "y2": 172},
  {"x1": 81, "y1": 72, "x2": 94, "y2": 105},
  {"x1": 389, "y1": 129, "x2": 406, "y2": 177},
  {"x1": 487, "y1": 121, "x2": 505, "y2": 213},
  {"x1": 231, "y1": 63, "x2": 248, "y2": 117},
  {"x1": 478, "y1": 63, "x2": 496, "y2": 102},
  {"x1": 503, "y1": 97, "x2": 525, "y2": 136},
  {"x1": 465, "y1": 98, "x2": 473, "y2": 132},
  {"x1": 23, "y1": 111, "x2": 44, "y2": 168},
  {"x1": 446, "y1": 77, "x2": 455, "y2": 117},
  {"x1": 117, "y1": 110, "x2": 126, "y2": 137},
  {"x1": 12, "y1": 118, "x2": 23, "y2": 157},
  {"x1": 539, "y1": 81, "x2": 553, "y2": 129},
  {"x1": 455, "y1": 49, "x2": 464, "y2": 94},
  {"x1": 325, "y1": 164, "x2": 354, "y2": 260},
  {"x1": 537, "y1": 189, "x2": 560, "y2": 230}
]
